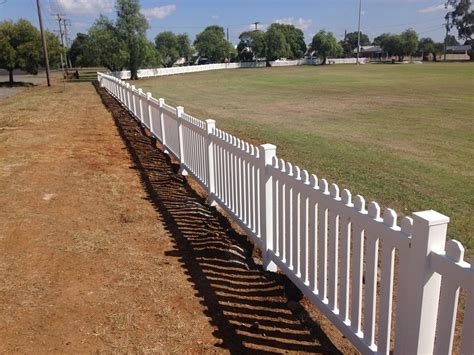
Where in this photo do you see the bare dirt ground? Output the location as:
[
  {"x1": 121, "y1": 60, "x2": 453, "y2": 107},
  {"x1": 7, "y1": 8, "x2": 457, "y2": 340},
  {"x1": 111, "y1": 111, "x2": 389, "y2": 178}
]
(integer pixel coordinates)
[{"x1": 0, "y1": 79, "x2": 356, "y2": 353}]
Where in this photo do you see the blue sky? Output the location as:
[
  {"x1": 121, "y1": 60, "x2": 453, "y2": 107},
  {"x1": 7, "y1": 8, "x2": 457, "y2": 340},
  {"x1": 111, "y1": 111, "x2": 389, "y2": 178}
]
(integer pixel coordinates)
[{"x1": 0, "y1": 0, "x2": 456, "y2": 44}]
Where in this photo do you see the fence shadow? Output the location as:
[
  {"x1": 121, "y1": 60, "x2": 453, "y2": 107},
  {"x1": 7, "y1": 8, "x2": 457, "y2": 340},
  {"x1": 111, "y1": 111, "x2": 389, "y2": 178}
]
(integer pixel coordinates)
[{"x1": 94, "y1": 82, "x2": 342, "y2": 354}]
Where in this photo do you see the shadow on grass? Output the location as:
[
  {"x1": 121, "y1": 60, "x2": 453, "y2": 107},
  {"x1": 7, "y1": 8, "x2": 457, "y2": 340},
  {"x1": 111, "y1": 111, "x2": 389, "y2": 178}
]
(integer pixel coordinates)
[
  {"x1": 94, "y1": 81, "x2": 342, "y2": 354},
  {"x1": 0, "y1": 81, "x2": 35, "y2": 88}
]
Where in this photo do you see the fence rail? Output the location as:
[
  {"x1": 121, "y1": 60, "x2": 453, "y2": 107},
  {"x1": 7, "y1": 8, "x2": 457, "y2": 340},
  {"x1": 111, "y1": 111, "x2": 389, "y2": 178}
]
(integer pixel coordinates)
[
  {"x1": 98, "y1": 72, "x2": 473, "y2": 355},
  {"x1": 108, "y1": 58, "x2": 327, "y2": 79}
]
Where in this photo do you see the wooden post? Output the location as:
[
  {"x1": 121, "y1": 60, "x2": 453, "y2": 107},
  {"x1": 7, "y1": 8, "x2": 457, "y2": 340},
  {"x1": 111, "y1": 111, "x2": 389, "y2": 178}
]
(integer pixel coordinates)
[
  {"x1": 394, "y1": 210, "x2": 449, "y2": 354},
  {"x1": 259, "y1": 144, "x2": 277, "y2": 272}
]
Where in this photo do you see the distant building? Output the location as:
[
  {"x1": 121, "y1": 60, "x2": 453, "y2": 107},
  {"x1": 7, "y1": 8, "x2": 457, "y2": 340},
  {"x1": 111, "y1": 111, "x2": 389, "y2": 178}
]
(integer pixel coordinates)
[
  {"x1": 446, "y1": 45, "x2": 472, "y2": 55},
  {"x1": 353, "y1": 46, "x2": 386, "y2": 60}
]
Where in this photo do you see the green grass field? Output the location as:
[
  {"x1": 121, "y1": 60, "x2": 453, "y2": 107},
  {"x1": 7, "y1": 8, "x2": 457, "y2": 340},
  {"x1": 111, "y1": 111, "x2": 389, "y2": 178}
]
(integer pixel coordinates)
[{"x1": 137, "y1": 63, "x2": 474, "y2": 250}]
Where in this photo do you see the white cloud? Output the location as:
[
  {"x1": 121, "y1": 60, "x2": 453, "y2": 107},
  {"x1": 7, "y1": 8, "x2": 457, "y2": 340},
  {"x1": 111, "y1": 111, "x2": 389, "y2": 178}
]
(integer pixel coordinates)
[
  {"x1": 275, "y1": 17, "x2": 312, "y2": 30},
  {"x1": 211, "y1": 15, "x2": 220, "y2": 20},
  {"x1": 55, "y1": 0, "x2": 114, "y2": 15},
  {"x1": 418, "y1": 4, "x2": 452, "y2": 13},
  {"x1": 141, "y1": 5, "x2": 176, "y2": 20}
]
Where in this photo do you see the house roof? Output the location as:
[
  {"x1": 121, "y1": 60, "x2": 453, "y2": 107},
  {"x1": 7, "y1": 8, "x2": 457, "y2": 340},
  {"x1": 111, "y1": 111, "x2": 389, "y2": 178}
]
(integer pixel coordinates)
[
  {"x1": 446, "y1": 45, "x2": 472, "y2": 52},
  {"x1": 353, "y1": 45, "x2": 384, "y2": 53}
]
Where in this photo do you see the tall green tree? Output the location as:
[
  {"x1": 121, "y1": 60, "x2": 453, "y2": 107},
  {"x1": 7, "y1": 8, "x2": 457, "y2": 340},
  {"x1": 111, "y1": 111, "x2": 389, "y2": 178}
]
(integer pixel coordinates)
[
  {"x1": 373, "y1": 33, "x2": 391, "y2": 46},
  {"x1": 155, "y1": 31, "x2": 180, "y2": 67},
  {"x1": 310, "y1": 30, "x2": 343, "y2": 64},
  {"x1": 69, "y1": 33, "x2": 100, "y2": 67},
  {"x1": 88, "y1": 15, "x2": 129, "y2": 72},
  {"x1": 194, "y1": 26, "x2": 234, "y2": 62},
  {"x1": 237, "y1": 31, "x2": 266, "y2": 61},
  {"x1": 265, "y1": 26, "x2": 290, "y2": 63},
  {"x1": 268, "y1": 23, "x2": 306, "y2": 59},
  {"x1": 115, "y1": 0, "x2": 149, "y2": 79},
  {"x1": 445, "y1": 34, "x2": 460, "y2": 46},
  {"x1": 419, "y1": 37, "x2": 443, "y2": 61},
  {"x1": 342, "y1": 31, "x2": 370, "y2": 56},
  {"x1": 400, "y1": 29, "x2": 419, "y2": 58},
  {"x1": 177, "y1": 34, "x2": 193, "y2": 64},
  {"x1": 0, "y1": 19, "x2": 42, "y2": 86},
  {"x1": 445, "y1": 0, "x2": 473, "y2": 59}
]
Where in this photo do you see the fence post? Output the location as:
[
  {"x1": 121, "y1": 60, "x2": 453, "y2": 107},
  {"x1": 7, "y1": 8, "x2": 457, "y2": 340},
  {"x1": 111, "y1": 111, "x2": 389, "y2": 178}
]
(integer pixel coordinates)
[
  {"x1": 394, "y1": 210, "x2": 449, "y2": 355},
  {"x1": 131, "y1": 85, "x2": 137, "y2": 118},
  {"x1": 176, "y1": 106, "x2": 188, "y2": 175},
  {"x1": 147, "y1": 92, "x2": 154, "y2": 135},
  {"x1": 206, "y1": 119, "x2": 216, "y2": 206},
  {"x1": 159, "y1": 98, "x2": 168, "y2": 154},
  {"x1": 125, "y1": 83, "x2": 131, "y2": 111},
  {"x1": 259, "y1": 144, "x2": 277, "y2": 272},
  {"x1": 138, "y1": 88, "x2": 144, "y2": 125}
]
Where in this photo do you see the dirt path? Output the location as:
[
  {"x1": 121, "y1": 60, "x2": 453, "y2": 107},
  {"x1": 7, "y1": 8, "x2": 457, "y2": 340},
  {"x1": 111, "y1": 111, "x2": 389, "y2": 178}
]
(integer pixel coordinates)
[{"x1": 0, "y1": 80, "x2": 355, "y2": 353}]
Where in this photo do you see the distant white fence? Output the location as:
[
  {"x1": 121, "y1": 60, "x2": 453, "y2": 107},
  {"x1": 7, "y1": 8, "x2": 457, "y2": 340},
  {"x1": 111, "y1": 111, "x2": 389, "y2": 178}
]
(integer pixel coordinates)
[
  {"x1": 109, "y1": 58, "x2": 327, "y2": 79},
  {"x1": 98, "y1": 72, "x2": 473, "y2": 355}
]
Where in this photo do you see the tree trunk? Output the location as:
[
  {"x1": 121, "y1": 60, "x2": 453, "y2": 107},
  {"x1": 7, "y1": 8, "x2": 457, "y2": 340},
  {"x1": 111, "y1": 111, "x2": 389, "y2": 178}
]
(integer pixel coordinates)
[
  {"x1": 322, "y1": 56, "x2": 327, "y2": 65},
  {"x1": 9, "y1": 69, "x2": 14, "y2": 87}
]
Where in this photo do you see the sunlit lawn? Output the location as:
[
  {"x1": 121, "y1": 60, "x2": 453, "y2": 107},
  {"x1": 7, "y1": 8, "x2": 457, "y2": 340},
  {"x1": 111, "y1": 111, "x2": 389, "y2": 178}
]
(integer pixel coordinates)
[{"x1": 137, "y1": 62, "x2": 474, "y2": 251}]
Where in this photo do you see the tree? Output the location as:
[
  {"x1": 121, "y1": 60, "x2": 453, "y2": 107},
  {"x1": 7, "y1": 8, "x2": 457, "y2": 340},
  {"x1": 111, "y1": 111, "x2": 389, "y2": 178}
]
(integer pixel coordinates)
[
  {"x1": 445, "y1": 0, "x2": 473, "y2": 59},
  {"x1": 267, "y1": 23, "x2": 306, "y2": 59},
  {"x1": 378, "y1": 30, "x2": 419, "y2": 61},
  {"x1": 155, "y1": 31, "x2": 180, "y2": 67},
  {"x1": 115, "y1": 0, "x2": 149, "y2": 79},
  {"x1": 141, "y1": 37, "x2": 162, "y2": 68},
  {"x1": 177, "y1": 34, "x2": 193, "y2": 64},
  {"x1": 445, "y1": 34, "x2": 460, "y2": 46},
  {"x1": 265, "y1": 26, "x2": 290, "y2": 64},
  {"x1": 347, "y1": 31, "x2": 371, "y2": 48},
  {"x1": 69, "y1": 33, "x2": 100, "y2": 67},
  {"x1": 87, "y1": 16, "x2": 129, "y2": 72},
  {"x1": 419, "y1": 37, "x2": 443, "y2": 61},
  {"x1": 400, "y1": 29, "x2": 419, "y2": 59},
  {"x1": 310, "y1": 30, "x2": 343, "y2": 64},
  {"x1": 237, "y1": 31, "x2": 266, "y2": 61},
  {"x1": 379, "y1": 34, "x2": 403, "y2": 60},
  {"x1": 373, "y1": 33, "x2": 391, "y2": 46},
  {"x1": 194, "y1": 26, "x2": 234, "y2": 62},
  {"x1": 0, "y1": 19, "x2": 42, "y2": 86},
  {"x1": 45, "y1": 31, "x2": 63, "y2": 69}
]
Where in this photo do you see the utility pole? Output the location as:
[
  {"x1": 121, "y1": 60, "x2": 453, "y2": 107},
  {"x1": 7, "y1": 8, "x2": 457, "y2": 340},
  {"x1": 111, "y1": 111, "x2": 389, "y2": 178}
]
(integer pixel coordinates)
[
  {"x1": 63, "y1": 18, "x2": 72, "y2": 68},
  {"x1": 356, "y1": 0, "x2": 362, "y2": 65},
  {"x1": 36, "y1": 0, "x2": 51, "y2": 86},
  {"x1": 56, "y1": 14, "x2": 67, "y2": 73},
  {"x1": 444, "y1": 17, "x2": 449, "y2": 62}
]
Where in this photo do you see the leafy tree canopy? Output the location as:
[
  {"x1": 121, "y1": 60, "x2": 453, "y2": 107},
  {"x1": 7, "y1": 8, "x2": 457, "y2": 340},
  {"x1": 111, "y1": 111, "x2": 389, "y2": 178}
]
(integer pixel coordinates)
[
  {"x1": 265, "y1": 25, "x2": 291, "y2": 62},
  {"x1": 194, "y1": 25, "x2": 235, "y2": 62},
  {"x1": 446, "y1": 0, "x2": 473, "y2": 42},
  {"x1": 237, "y1": 31, "x2": 266, "y2": 61},
  {"x1": 155, "y1": 31, "x2": 180, "y2": 67},
  {"x1": 267, "y1": 23, "x2": 306, "y2": 59},
  {"x1": 115, "y1": 0, "x2": 149, "y2": 79},
  {"x1": 310, "y1": 30, "x2": 343, "y2": 64},
  {"x1": 0, "y1": 19, "x2": 45, "y2": 86},
  {"x1": 69, "y1": 33, "x2": 100, "y2": 67},
  {"x1": 345, "y1": 31, "x2": 371, "y2": 50}
]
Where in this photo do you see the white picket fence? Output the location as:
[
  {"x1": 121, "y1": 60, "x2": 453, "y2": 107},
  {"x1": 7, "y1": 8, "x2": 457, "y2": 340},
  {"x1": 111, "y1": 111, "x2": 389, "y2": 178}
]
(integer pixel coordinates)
[
  {"x1": 97, "y1": 72, "x2": 473, "y2": 355},
  {"x1": 108, "y1": 59, "x2": 325, "y2": 79}
]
